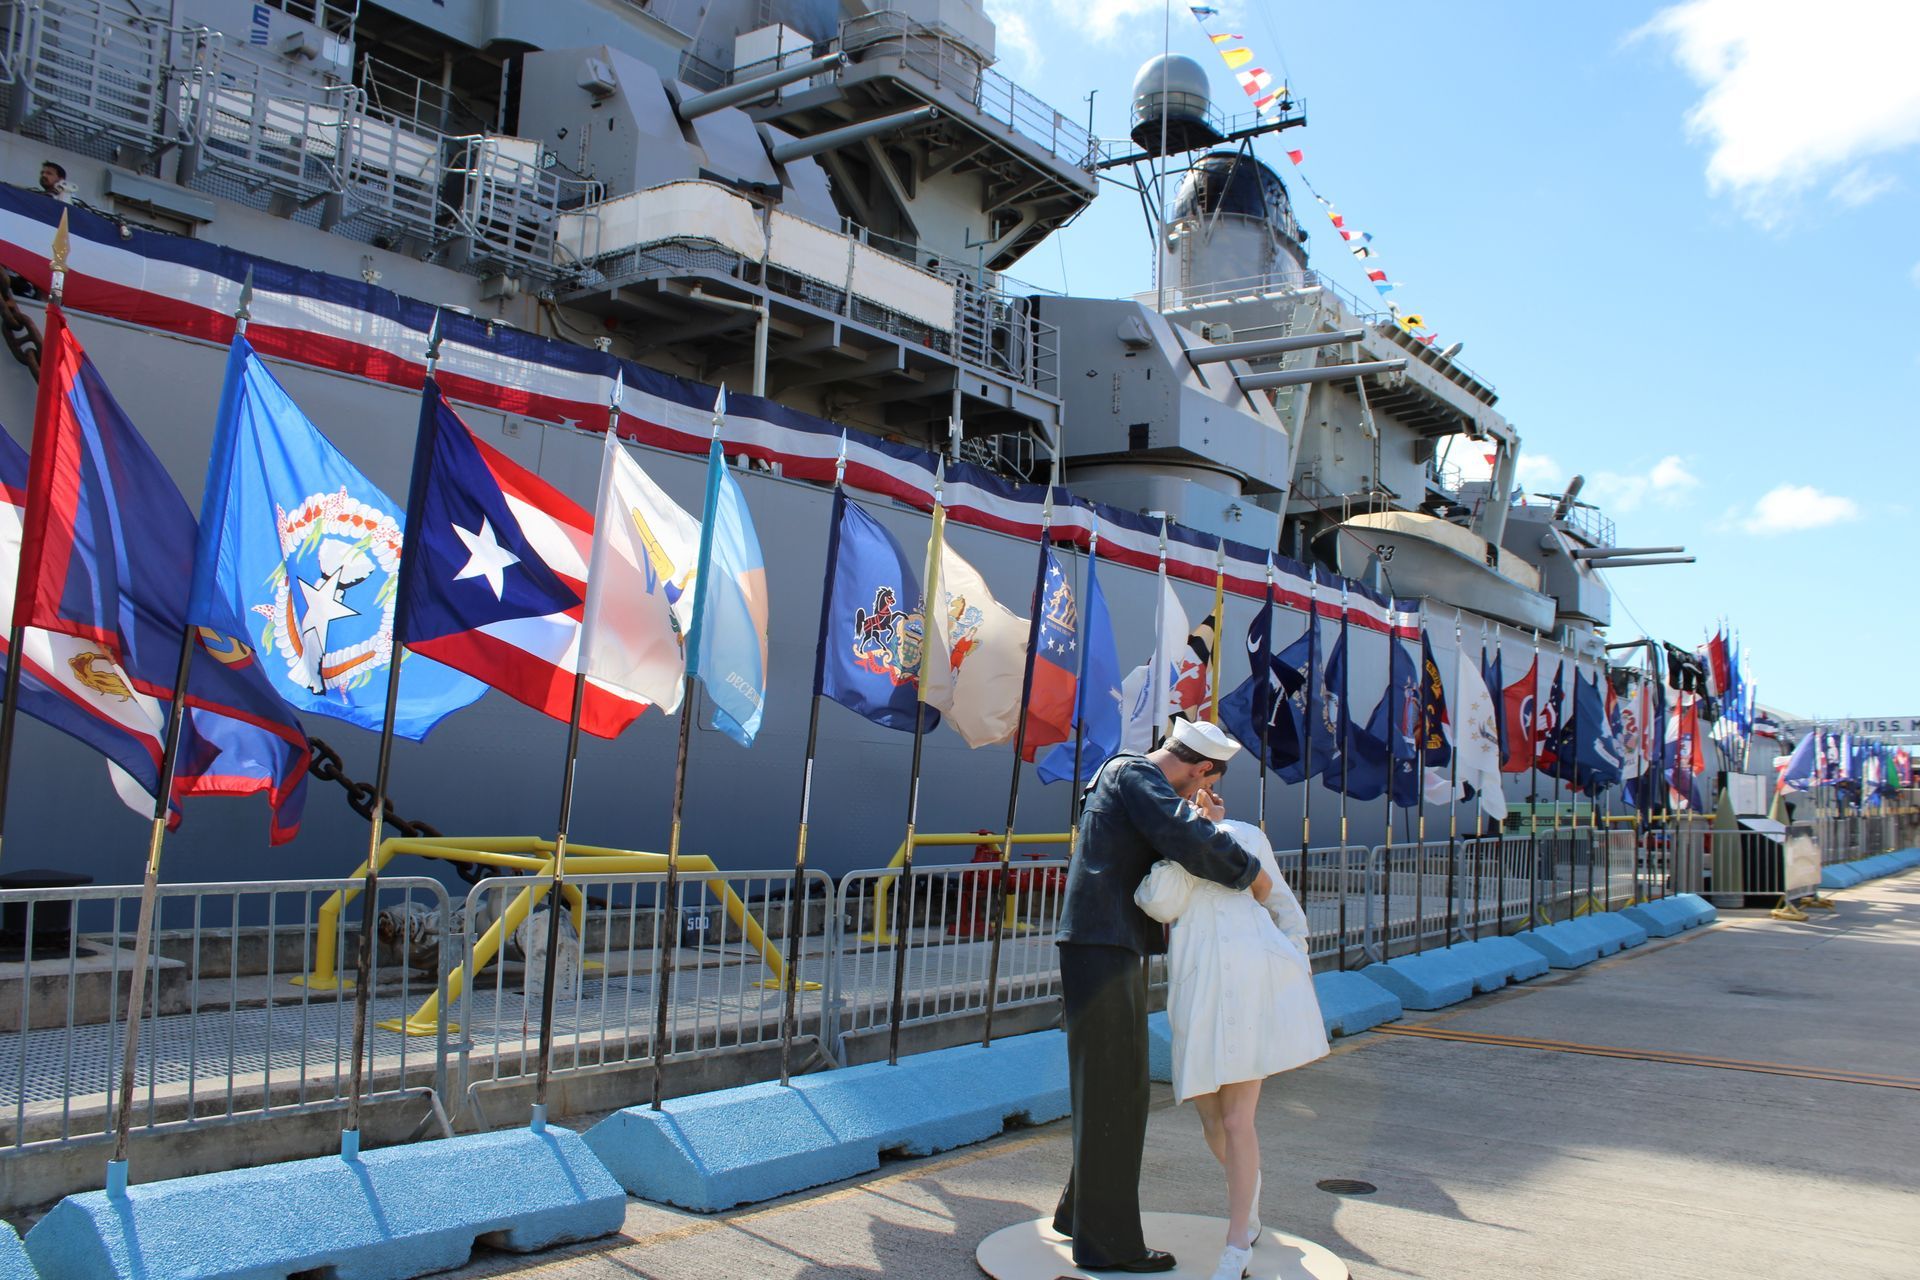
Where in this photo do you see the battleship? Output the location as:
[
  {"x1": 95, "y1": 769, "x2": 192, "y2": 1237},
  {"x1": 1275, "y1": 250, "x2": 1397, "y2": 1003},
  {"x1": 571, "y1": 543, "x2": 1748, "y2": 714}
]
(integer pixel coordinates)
[{"x1": 0, "y1": 0, "x2": 1705, "y2": 889}]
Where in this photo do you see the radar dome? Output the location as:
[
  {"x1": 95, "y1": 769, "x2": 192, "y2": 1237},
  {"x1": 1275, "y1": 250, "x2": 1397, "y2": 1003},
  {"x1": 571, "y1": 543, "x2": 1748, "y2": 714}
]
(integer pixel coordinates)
[{"x1": 1130, "y1": 54, "x2": 1222, "y2": 154}]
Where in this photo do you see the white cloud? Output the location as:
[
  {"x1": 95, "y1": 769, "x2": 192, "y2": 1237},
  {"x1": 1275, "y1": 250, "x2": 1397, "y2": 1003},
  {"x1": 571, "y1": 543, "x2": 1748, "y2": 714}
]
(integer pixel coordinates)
[
  {"x1": 1831, "y1": 166, "x2": 1897, "y2": 208},
  {"x1": 984, "y1": 0, "x2": 1041, "y2": 78},
  {"x1": 1740, "y1": 484, "x2": 1860, "y2": 534},
  {"x1": 1515, "y1": 453, "x2": 1564, "y2": 493},
  {"x1": 1635, "y1": 1, "x2": 1920, "y2": 222},
  {"x1": 1585, "y1": 455, "x2": 1700, "y2": 513}
]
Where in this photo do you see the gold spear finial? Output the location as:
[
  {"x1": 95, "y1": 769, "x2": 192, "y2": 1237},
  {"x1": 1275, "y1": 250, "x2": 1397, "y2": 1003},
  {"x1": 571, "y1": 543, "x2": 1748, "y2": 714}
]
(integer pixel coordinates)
[{"x1": 49, "y1": 211, "x2": 70, "y2": 305}]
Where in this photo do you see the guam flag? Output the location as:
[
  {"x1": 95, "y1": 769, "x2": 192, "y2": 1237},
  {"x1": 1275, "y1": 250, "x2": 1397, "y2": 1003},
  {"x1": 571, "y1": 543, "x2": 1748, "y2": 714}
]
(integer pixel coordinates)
[
  {"x1": 816, "y1": 490, "x2": 939, "y2": 733},
  {"x1": 186, "y1": 336, "x2": 485, "y2": 740},
  {"x1": 13, "y1": 308, "x2": 308, "y2": 842},
  {"x1": 1019, "y1": 546, "x2": 1077, "y2": 761},
  {"x1": 396, "y1": 382, "x2": 646, "y2": 738}
]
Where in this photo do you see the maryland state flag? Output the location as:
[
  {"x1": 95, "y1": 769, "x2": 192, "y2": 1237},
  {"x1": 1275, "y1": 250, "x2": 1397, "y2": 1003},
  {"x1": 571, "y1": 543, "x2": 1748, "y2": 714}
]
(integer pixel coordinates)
[{"x1": 1019, "y1": 546, "x2": 1076, "y2": 760}]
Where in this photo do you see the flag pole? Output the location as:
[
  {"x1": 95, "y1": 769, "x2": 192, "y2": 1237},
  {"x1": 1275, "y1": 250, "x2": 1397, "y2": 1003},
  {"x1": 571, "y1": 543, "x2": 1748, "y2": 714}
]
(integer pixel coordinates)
[
  {"x1": 1336, "y1": 587, "x2": 1350, "y2": 971},
  {"x1": 981, "y1": 468, "x2": 1057, "y2": 1048},
  {"x1": 1154, "y1": 516, "x2": 1170, "y2": 746},
  {"x1": 1414, "y1": 621, "x2": 1430, "y2": 954},
  {"x1": 338, "y1": 310, "x2": 443, "y2": 1159},
  {"x1": 0, "y1": 213, "x2": 71, "y2": 865},
  {"x1": 1207, "y1": 539, "x2": 1225, "y2": 725},
  {"x1": 1379, "y1": 620, "x2": 1396, "y2": 964},
  {"x1": 107, "y1": 261, "x2": 261, "y2": 1191},
  {"x1": 652, "y1": 386, "x2": 728, "y2": 1109},
  {"x1": 1297, "y1": 575, "x2": 1315, "y2": 899},
  {"x1": 779, "y1": 434, "x2": 847, "y2": 1087},
  {"x1": 1066, "y1": 520, "x2": 1098, "y2": 855},
  {"x1": 1444, "y1": 610, "x2": 1462, "y2": 943},
  {"x1": 530, "y1": 375, "x2": 624, "y2": 1126},
  {"x1": 1475, "y1": 620, "x2": 1489, "y2": 941},
  {"x1": 1254, "y1": 555, "x2": 1274, "y2": 840},
  {"x1": 1527, "y1": 629, "x2": 1542, "y2": 927},
  {"x1": 887, "y1": 459, "x2": 946, "y2": 1067}
]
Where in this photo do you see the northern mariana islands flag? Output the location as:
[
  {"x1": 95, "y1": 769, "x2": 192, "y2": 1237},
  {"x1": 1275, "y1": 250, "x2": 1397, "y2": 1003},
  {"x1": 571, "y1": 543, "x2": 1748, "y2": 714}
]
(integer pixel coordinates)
[{"x1": 187, "y1": 337, "x2": 486, "y2": 740}]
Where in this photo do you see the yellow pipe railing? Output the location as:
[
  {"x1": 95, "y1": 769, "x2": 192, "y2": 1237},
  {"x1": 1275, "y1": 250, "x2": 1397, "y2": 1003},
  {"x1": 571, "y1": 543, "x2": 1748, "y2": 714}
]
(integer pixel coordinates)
[
  {"x1": 860, "y1": 831, "x2": 1072, "y2": 945},
  {"x1": 293, "y1": 836, "x2": 815, "y2": 1036}
]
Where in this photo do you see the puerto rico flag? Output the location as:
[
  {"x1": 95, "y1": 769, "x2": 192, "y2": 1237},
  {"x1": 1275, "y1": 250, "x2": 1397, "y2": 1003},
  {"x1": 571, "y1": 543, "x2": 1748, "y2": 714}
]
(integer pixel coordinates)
[
  {"x1": 1019, "y1": 545, "x2": 1077, "y2": 761},
  {"x1": 11, "y1": 307, "x2": 308, "y2": 842},
  {"x1": 396, "y1": 382, "x2": 648, "y2": 738}
]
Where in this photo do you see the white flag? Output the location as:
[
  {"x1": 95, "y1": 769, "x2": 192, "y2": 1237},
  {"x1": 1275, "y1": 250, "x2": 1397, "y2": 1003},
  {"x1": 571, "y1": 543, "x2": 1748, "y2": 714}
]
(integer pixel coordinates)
[
  {"x1": 1453, "y1": 645, "x2": 1507, "y2": 820},
  {"x1": 1122, "y1": 571, "x2": 1191, "y2": 753},
  {"x1": 579, "y1": 428, "x2": 701, "y2": 712},
  {"x1": 921, "y1": 519, "x2": 1028, "y2": 748}
]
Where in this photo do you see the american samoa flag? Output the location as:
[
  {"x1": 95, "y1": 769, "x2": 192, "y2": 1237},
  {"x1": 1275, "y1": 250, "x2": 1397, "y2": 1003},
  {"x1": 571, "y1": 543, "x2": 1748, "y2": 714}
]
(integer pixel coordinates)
[
  {"x1": 395, "y1": 381, "x2": 648, "y2": 738},
  {"x1": 11, "y1": 307, "x2": 308, "y2": 842}
]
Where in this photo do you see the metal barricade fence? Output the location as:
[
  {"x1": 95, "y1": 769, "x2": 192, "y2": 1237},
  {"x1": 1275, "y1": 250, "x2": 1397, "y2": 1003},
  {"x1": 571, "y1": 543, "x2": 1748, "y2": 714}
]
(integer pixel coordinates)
[
  {"x1": 833, "y1": 859, "x2": 1068, "y2": 1059},
  {"x1": 453, "y1": 869, "x2": 835, "y2": 1099},
  {"x1": 0, "y1": 875, "x2": 449, "y2": 1153},
  {"x1": 1269, "y1": 844, "x2": 1369, "y2": 967}
]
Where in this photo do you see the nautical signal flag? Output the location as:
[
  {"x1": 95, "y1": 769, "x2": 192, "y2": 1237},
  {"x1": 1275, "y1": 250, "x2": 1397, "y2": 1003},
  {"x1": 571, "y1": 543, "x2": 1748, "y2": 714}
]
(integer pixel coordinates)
[
  {"x1": 1037, "y1": 545, "x2": 1120, "y2": 784},
  {"x1": 1499, "y1": 656, "x2": 1537, "y2": 774},
  {"x1": 397, "y1": 382, "x2": 647, "y2": 738},
  {"x1": 186, "y1": 335, "x2": 486, "y2": 740},
  {"x1": 817, "y1": 490, "x2": 940, "y2": 734},
  {"x1": 922, "y1": 509, "x2": 1028, "y2": 749},
  {"x1": 579, "y1": 423, "x2": 698, "y2": 714},
  {"x1": 12, "y1": 307, "x2": 308, "y2": 841},
  {"x1": 686, "y1": 434, "x2": 770, "y2": 747},
  {"x1": 1019, "y1": 547, "x2": 1077, "y2": 761}
]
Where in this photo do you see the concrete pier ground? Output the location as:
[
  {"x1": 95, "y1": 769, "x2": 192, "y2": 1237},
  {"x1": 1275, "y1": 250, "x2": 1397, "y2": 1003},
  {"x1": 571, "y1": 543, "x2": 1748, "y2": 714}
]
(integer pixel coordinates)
[{"x1": 445, "y1": 873, "x2": 1920, "y2": 1280}]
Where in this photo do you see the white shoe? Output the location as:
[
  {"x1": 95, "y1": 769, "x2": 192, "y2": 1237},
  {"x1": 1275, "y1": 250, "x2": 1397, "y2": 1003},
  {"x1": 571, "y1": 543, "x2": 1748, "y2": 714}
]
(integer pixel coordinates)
[{"x1": 1210, "y1": 1243, "x2": 1253, "y2": 1280}]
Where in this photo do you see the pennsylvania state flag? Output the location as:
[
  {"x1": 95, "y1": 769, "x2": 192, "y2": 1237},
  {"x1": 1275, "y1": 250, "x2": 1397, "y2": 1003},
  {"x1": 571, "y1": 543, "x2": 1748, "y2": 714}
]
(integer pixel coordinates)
[
  {"x1": 817, "y1": 490, "x2": 940, "y2": 733},
  {"x1": 187, "y1": 337, "x2": 486, "y2": 740}
]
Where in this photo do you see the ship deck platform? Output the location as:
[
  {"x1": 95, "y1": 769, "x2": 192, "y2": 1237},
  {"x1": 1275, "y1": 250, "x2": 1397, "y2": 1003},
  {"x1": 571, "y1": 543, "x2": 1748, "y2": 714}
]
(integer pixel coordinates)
[{"x1": 435, "y1": 869, "x2": 1920, "y2": 1280}]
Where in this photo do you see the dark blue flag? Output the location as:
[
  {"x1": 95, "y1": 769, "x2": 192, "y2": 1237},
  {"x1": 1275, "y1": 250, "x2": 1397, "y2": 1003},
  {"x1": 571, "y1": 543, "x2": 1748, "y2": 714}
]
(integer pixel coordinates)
[
  {"x1": 1387, "y1": 636, "x2": 1424, "y2": 808},
  {"x1": 817, "y1": 491, "x2": 940, "y2": 733},
  {"x1": 1419, "y1": 631, "x2": 1452, "y2": 774},
  {"x1": 1276, "y1": 608, "x2": 1340, "y2": 785},
  {"x1": 1482, "y1": 646, "x2": 1505, "y2": 769},
  {"x1": 1328, "y1": 626, "x2": 1388, "y2": 801},
  {"x1": 1220, "y1": 590, "x2": 1305, "y2": 773},
  {"x1": 1038, "y1": 546, "x2": 1119, "y2": 783}
]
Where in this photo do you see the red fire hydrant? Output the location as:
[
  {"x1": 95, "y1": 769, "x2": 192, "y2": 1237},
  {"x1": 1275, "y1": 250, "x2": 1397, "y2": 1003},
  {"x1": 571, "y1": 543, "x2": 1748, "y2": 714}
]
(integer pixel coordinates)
[{"x1": 949, "y1": 831, "x2": 1069, "y2": 937}]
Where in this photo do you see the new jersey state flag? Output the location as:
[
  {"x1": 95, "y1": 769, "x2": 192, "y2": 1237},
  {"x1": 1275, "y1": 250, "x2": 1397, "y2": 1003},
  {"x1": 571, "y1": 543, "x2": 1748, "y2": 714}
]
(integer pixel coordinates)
[
  {"x1": 13, "y1": 307, "x2": 307, "y2": 842},
  {"x1": 816, "y1": 490, "x2": 940, "y2": 733},
  {"x1": 921, "y1": 508, "x2": 1027, "y2": 748},
  {"x1": 579, "y1": 425, "x2": 698, "y2": 714},
  {"x1": 186, "y1": 336, "x2": 485, "y2": 740},
  {"x1": 1019, "y1": 546, "x2": 1076, "y2": 760},
  {"x1": 686, "y1": 437, "x2": 769, "y2": 746},
  {"x1": 397, "y1": 382, "x2": 646, "y2": 738}
]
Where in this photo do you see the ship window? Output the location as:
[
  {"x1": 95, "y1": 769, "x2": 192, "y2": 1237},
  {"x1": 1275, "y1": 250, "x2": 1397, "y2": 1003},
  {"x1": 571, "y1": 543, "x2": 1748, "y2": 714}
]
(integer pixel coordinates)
[{"x1": 1129, "y1": 424, "x2": 1149, "y2": 450}]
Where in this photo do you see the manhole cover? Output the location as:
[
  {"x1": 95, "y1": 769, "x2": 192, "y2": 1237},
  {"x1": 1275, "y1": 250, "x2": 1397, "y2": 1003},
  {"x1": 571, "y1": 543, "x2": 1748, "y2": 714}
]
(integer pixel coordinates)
[{"x1": 1316, "y1": 1178, "x2": 1378, "y2": 1196}]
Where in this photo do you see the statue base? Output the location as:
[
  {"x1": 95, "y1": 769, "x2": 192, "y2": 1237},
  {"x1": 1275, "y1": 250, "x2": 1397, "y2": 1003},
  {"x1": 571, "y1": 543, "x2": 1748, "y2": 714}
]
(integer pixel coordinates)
[{"x1": 975, "y1": 1212, "x2": 1348, "y2": 1279}]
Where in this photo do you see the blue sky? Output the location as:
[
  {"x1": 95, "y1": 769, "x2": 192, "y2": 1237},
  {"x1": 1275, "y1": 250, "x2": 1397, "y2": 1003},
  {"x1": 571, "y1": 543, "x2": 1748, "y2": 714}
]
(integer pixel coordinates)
[{"x1": 981, "y1": 0, "x2": 1919, "y2": 718}]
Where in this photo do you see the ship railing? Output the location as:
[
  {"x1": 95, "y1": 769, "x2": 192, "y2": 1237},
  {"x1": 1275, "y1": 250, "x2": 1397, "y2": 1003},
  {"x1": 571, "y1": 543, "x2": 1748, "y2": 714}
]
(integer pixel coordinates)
[
  {"x1": 452, "y1": 870, "x2": 834, "y2": 1111},
  {"x1": 0, "y1": 0, "x2": 194, "y2": 164},
  {"x1": 443, "y1": 133, "x2": 600, "y2": 280},
  {"x1": 937, "y1": 262, "x2": 1059, "y2": 396},
  {"x1": 176, "y1": 35, "x2": 360, "y2": 207},
  {"x1": 828, "y1": 9, "x2": 1098, "y2": 172},
  {"x1": 338, "y1": 100, "x2": 445, "y2": 239},
  {"x1": 0, "y1": 875, "x2": 451, "y2": 1155}
]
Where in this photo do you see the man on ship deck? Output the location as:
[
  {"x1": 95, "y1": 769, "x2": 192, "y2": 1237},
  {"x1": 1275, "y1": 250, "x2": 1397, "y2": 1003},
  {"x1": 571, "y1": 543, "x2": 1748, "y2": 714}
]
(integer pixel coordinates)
[{"x1": 1051, "y1": 718, "x2": 1273, "y2": 1272}]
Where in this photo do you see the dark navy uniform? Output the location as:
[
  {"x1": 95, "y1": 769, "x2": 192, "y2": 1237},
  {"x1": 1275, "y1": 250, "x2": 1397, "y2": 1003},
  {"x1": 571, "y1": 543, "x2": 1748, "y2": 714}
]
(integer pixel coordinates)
[{"x1": 1052, "y1": 753, "x2": 1257, "y2": 1268}]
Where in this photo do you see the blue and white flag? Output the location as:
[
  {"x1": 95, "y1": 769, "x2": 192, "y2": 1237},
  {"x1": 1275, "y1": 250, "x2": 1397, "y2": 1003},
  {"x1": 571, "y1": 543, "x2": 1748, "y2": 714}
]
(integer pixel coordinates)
[
  {"x1": 1038, "y1": 546, "x2": 1121, "y2": 784},
  {"x1": 1220, "y1": 589, "x2": 1305, "y2": 774},
  {"x1": 187, "y1": 337, "x2": 485, "y2": 740},
  {"x1": 817, "y1": 491, "x2": 940, "y2": 733},
  {"x1": 688, "y1": 437, "x2": 770, "y2": 746}
]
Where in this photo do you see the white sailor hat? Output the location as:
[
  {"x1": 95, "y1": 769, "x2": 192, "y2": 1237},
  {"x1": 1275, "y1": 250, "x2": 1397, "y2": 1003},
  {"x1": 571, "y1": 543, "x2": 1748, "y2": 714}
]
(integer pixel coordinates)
[{"x1": 1168, "y1": 718, "x2": 1242, "y2": 763}]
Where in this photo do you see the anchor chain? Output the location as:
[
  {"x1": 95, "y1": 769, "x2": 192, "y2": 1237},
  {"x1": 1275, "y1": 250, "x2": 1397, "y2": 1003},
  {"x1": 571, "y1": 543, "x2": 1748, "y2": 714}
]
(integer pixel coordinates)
[
  {"x1": 306, "y1": 736, "x2": 490, "y2": 884},
  {"x1": 0, "y1": 273, "x2": 43, "y2": 379}
]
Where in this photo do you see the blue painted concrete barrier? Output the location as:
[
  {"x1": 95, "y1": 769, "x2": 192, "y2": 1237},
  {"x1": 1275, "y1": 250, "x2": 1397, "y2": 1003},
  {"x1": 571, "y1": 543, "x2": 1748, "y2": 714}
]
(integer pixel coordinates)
[
  {"x1": 24, "y1": 1127, "x2": 625, "y2": 1280},
  {"x1": 1448, "y1": 936, "x2": 1551, "y2": 987},
  {"x1": 585, "y1": 1031, "x2": 1071, "y2": 1211},
  {"x1": 1622, "y1": 893, "x2": 1716, "y2": 938},
  {"x1": 0, "y1": 1225, "x2": 33, "y2": 1280},
  {"x1": 1516, "y1": 920, "x2": 1601, "y2": 969},
  {"x1": 1361, "y1": 951, "x2": 1475, "y2": 1010},
  {"x1": 1579, "y1": 912, "x2": 1649, "y2": 953},
  {"x1": 1312, "y1": 970, "x2": 1404, "y2": 1036},
  {"x1": 1823, "y1": 849, "x2": 1920, "y2": 890}
]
